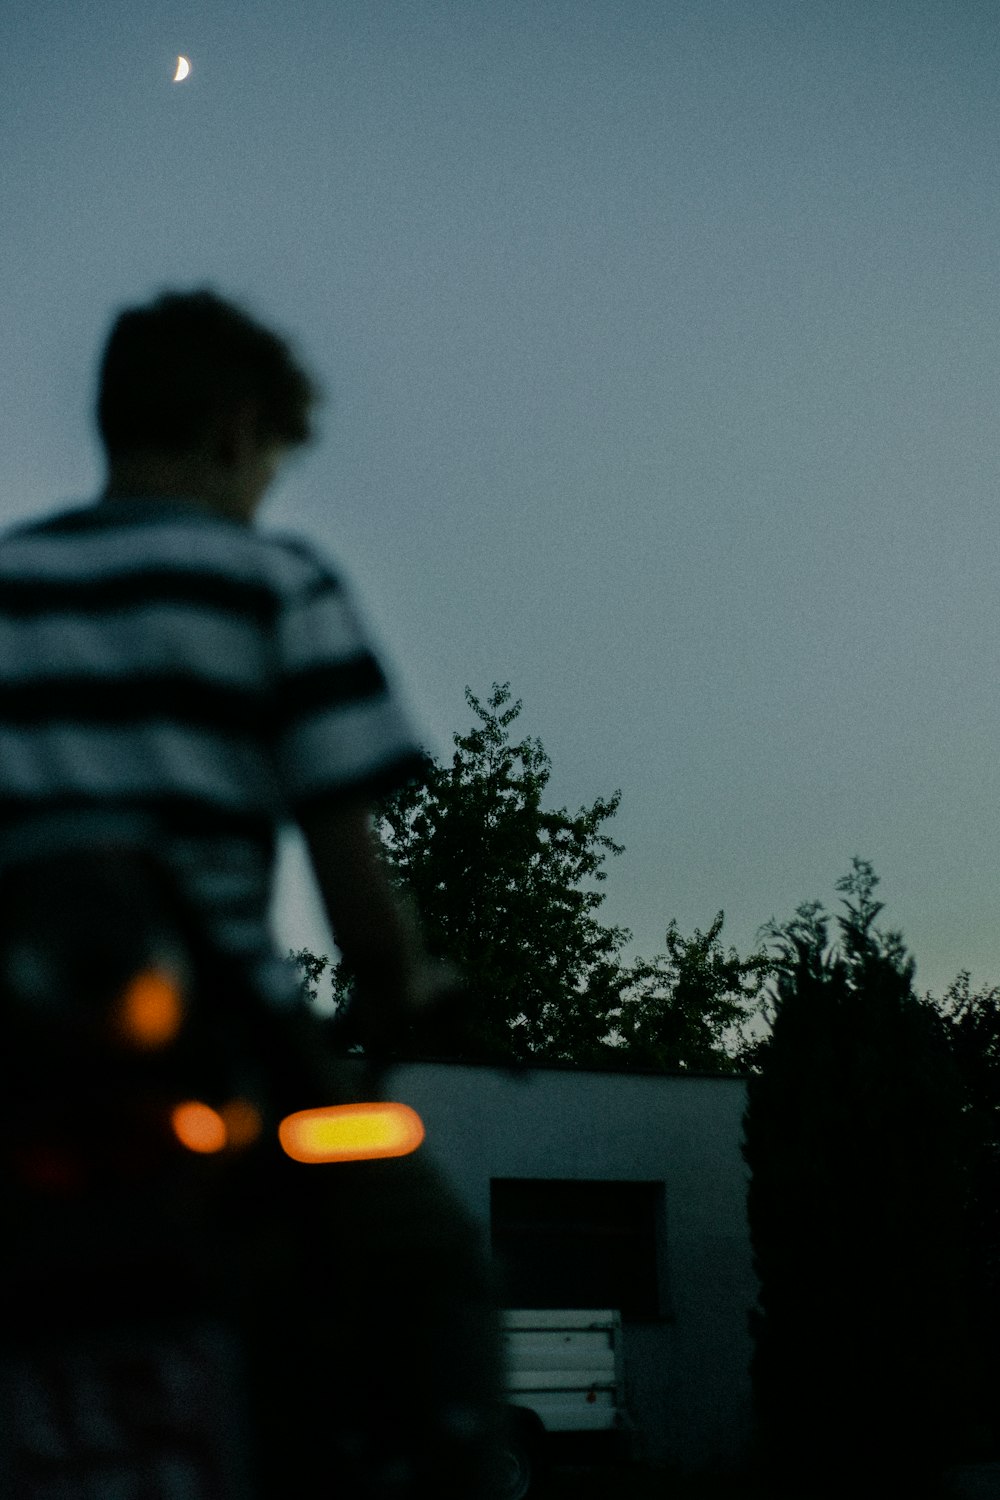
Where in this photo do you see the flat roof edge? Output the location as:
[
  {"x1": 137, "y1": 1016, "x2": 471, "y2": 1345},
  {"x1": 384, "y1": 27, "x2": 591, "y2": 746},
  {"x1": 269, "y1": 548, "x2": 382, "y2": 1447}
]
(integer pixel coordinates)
[{"x1": 349, "y1": 1053, "x2": 751, "y2": 1080}]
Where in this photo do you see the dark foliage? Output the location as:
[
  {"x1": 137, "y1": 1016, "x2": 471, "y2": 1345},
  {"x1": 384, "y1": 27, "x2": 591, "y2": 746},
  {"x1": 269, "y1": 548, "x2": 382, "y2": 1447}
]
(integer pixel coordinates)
[
  {"x1": 926, "y1": 972, "x2": 1000, "y2": 1458},
  {"x1": 294, "y1": 683, "x2": 770, "y2": 1071},
  {"x1": 609, "y1": 912, "x2": 773, "y2": 1074},
  {"x1": 742, "y1": 861, "x2": 974, "y2": 1496}
]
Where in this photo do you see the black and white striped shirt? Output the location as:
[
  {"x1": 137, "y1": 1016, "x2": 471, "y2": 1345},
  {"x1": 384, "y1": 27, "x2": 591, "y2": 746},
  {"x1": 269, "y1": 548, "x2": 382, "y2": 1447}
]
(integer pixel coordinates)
[{"x1": 0, "y1": 496, "x2": 425, "y2": 1002}]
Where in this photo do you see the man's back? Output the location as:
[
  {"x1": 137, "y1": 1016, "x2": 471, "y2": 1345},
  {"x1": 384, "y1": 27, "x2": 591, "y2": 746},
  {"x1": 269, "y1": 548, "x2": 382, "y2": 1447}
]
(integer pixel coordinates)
[{"x1": 0, "y1": 493, "x2": 423, "y2": 1003}]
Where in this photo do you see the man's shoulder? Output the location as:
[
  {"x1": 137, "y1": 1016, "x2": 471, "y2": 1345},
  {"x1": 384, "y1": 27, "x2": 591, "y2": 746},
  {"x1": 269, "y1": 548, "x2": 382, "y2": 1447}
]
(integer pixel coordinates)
[
  {"x1": 256, "y1": 526, "x2": 347, "y2": 602},
  {"x1": 2, "y1": 502, "x2": 95, "y2": 542},
  {"x1": 0, "y1": 499, "x2": 344, "y2": 591}
]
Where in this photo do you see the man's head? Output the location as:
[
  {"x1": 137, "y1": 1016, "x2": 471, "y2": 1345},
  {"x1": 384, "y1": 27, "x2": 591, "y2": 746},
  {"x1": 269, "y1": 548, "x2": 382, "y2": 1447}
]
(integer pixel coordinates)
[{"x1": 97, "y1": 289, "x2": 320, "y2": 520}]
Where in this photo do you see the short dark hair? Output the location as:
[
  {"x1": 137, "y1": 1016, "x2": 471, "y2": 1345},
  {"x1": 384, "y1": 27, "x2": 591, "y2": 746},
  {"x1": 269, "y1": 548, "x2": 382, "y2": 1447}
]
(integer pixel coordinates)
[{"x1": 96, "y1": 288, "x2": 320, "y2": 456}]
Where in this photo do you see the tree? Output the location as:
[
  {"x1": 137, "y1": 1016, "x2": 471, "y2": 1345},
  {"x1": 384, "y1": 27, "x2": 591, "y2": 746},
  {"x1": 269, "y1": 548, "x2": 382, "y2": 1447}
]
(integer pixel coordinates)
[
  {"x1": 925, "y1": 972, "x2": 1000, "y2": 1458},
  {"x1": 323, "y1": 683, "x2": 628, "y2": 1063},
  {"x1": 297, "y1": 682, "x2": 770, "y2": 1071},
  {"x1": 608, "y1": 912, "x2": 773, "y2": 1074},
  {"x1": 742, "y1": 861, "x2": 973, "y2": 1496}
]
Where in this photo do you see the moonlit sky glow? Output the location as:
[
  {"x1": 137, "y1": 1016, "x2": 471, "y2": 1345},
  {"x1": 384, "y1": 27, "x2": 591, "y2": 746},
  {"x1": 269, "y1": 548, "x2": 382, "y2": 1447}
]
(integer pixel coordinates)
[{"x1": 4, "y1": 1, "x2": 1000, "y2": 998}]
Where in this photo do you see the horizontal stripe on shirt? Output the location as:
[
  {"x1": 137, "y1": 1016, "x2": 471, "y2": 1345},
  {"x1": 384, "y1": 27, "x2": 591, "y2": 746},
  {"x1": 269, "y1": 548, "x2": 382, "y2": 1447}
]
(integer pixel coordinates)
[
  {"x1": 0, "y1": 722, "x2": 282, "y2": 812},
  {"x1": 0, "y1": 567, "x2": 277, "y2": 624},
  {"x1": 0, "y1": 604, "x2": 273, "y2": 687},
  {"x1": 0, "y1": 793, "x2": 275, "y2": 847},
  {"x1": 274, "y1": 656, "x2": 388, "y2": 727},
  {"x1": 2, "y1": 504, "x2": 345, "y2": 604},
  {"x1": 0, "y1": 674, "x2": 271, "y2": 735},
  {"x1": 0, "y1": 657, "x2": 391, "y2": 733}
]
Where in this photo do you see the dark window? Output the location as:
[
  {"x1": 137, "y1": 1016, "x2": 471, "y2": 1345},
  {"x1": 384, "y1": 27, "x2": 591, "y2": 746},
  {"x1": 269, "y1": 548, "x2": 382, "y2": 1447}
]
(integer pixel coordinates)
[{"x1": 490, "y1": 1178, "x2": 664, "y2": 1320}]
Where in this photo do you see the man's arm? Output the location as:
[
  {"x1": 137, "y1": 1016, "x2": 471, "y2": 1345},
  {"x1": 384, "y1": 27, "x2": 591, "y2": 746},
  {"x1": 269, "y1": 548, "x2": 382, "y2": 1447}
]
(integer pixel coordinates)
[{"x1": 298, "y1": 798, "x2": 447, "y2": 1015}]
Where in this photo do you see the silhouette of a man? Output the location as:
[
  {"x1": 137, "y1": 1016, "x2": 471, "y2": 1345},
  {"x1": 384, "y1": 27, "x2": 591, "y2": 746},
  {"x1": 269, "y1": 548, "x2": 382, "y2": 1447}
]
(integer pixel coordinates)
[
  {"x1": 0, "y1": 289, "x2": 505, "y2": 1499},
  {"x1": 0, "y1": 287, "x2": 449, "y2": 1023}
]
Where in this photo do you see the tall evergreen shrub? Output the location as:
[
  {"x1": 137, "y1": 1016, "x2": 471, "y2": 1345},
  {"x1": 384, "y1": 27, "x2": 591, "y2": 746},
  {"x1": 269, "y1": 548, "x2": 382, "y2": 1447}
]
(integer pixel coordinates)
[{"x1": 742, "y1": 863, "x2": 973, "y2": 1497}]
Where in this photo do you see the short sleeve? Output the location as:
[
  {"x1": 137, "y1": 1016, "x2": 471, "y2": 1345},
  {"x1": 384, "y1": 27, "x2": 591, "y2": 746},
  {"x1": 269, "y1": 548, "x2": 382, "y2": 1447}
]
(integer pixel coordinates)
[{"x1": 268, "y1": 539, "x2": 426, "y2": 814}]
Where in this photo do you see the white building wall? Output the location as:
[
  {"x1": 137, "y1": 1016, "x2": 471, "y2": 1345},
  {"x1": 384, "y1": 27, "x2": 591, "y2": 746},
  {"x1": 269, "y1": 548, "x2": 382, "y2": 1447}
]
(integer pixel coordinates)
[{"x1": 366, "y1": 1060, "x2": 758, "y2": 1475}]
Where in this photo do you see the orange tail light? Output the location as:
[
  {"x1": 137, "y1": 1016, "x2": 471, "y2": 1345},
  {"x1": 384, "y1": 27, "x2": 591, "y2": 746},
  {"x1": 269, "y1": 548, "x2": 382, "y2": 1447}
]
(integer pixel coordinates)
[
  {"x1": 114, "y1": 966, "x2": 185, "y2": 1050},
  {"x1": 170, "y1": 1100, "x2": 228, "y2": 1154},
  {"x1": 278, "y1": 1102, "x2": 425, "y2": 1164},
  {"x1": 220, "y1": 1098, "x2": 264, "y2": 1150},
  {"x1": 169, "y1": 1098, "x2": 263, "y2": 1155}
]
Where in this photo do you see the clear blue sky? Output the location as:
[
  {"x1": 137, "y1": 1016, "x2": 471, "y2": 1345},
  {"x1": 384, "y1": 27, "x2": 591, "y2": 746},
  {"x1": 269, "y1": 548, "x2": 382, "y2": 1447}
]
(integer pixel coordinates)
[{"x1": 5, "y1": 0, "x2": 1000, "y2": 999}]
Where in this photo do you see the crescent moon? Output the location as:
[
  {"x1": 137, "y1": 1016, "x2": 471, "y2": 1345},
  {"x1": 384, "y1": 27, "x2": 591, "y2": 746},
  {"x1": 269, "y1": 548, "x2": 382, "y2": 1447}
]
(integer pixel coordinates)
[{"x1": 173, "y1": 55, "x2": 190, "y2": 82}]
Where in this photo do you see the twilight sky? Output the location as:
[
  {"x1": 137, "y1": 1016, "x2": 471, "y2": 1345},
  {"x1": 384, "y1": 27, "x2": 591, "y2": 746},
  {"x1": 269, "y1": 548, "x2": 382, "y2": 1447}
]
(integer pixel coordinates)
[{"x1": 4, "y1": 0, "x2": 1000, "y2": 1000}]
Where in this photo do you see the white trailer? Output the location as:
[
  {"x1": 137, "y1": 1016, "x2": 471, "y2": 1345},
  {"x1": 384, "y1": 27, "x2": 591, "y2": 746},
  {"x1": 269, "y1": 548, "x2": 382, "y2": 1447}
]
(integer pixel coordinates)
[{"x1": 497, "y1": 1310, "x2": 630, "y2": 1498}]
